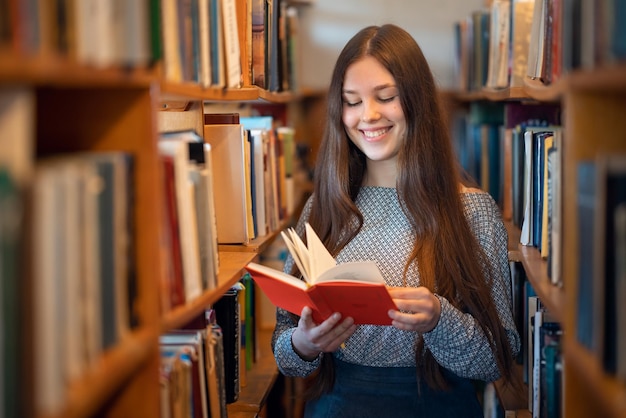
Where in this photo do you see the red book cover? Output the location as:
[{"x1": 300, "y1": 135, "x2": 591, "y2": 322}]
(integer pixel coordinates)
[
  {"x1": 245, "y1": 262, "x2": 396, "y2": 325},
  {"x1": 162, "y1": 155, "x2": 186, "y2": 308}
]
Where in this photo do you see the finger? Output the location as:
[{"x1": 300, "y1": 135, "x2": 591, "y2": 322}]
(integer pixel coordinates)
[
  {"x1": 314, "y1": 316, "x2": 354, "y2": 345},
  {"x1": 314, "y1": 312, "x2": 343, "y2": 337},
  {"x1": 327, "y1": 324, "x2": 357, "y2": 350},
  {"x1": 388, "y1": 286, "x2": 429, "y2": 300},
  {"x1": 389, "y1": 311, "x2": 437, "y2": 332},
  {"x1": 299, "y1": 306, "x2": 316, "y2": 328}
]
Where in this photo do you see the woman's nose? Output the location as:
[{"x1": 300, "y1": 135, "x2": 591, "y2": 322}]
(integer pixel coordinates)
[{"x1": 360, "y1": 100, "x2": 381, "y2": 122}]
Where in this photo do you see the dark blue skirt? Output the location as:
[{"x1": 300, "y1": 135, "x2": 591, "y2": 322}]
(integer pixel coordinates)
[{"x1": 304, "y1": 359, "x2": 483, "y2": 418}]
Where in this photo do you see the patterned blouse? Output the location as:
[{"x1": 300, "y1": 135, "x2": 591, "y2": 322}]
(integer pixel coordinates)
[{"x1": 271, "y1": 187, "x2": 520, "y2": 382}]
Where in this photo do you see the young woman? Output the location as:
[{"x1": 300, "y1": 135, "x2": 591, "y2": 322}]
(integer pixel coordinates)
[{"x1": 271, "y1": 24, "x2": 520, "y2": 417}]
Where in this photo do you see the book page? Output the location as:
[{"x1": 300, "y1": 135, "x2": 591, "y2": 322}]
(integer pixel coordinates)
[
  {"x1": 304, "y1": 223, "x2": 337, "y2": 281},
  {"x1": 245, "y1": 262, "x2": 307, "y2": 290},
  {"x1": 316, "y1": 261, "x2": 385, "y2": 285},
  {"x1": 280, "y1": 229, "x2": 311, "y2": 283}
]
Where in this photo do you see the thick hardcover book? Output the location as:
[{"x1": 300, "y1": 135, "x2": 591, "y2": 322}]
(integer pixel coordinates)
[
  {"x1": 203, "y1": 122, "x2": 251, "y2": 244},
  {"x1": 246, "y1": 223, "x2": 397, "y2": 325}
]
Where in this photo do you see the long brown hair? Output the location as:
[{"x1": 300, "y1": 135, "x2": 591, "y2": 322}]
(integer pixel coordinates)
[{"x1": 304, "y1": 24, "x2": 516, "y2": 395}]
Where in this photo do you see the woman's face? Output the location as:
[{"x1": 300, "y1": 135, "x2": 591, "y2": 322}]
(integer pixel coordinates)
[{"x1": 342, "y1": 56, "x2": 407, "y2": 166}]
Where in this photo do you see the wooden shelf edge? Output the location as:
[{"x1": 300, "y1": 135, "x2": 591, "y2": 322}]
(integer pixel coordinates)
[
  {"x1": 219, "y1": 217, "x2": 294, "y2": 253},
  {"x1": 161, "y1": 251, "x2": 257, "y2": 331},
  {"x1": 41, "y1": 327, "x2": 157, "y2": 418},
  {"x1": 443, "y1": 63, "x2": 626, "y2": 103},
  {"x1": 564, "y1": 341, "x2": 626, "y2": 417},
  {"x1": 160, "y1": 82, "x2": 318, "y2": 104},
  {"x1": 567, "y1": 64, "x2": 626, "y2": 93},
  {"x1": 0, "y1": 52, "x2": 155, "y2": 87},
  {"x1": 523, "y1": 77, "x2": 565, "y2": 102},
  {"x1": 517, "y1": 244, "x2": 565, "y2": 323},
  {"x1": 504, "y1": 221, "x2": 564, "y2": 321}
]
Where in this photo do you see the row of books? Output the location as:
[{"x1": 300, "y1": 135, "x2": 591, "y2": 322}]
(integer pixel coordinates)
[
  {"x1": 2, "y1": 0, "x2": 155, "y2": 68},
  {"x1": 159, "y1": 129, "x2": 220, "y2": 309},
  {"x1": 24, "y1": 152, "x2": 137, "y2": 414},
  {"x1": 158, "y1": 113, "x2": 296, "y2": 310},
  {"x1": 162, "y1": 0, "x2": 302, "y2": 90},
  {"x1": 528, "y1": 296, "x2": 563, "y2": 417},
  {"x1": 160, "y1": 274, "x2": 256, "y2": 418},
  {"x1": 451, "y1": 101, "x2": 563, "y2": 285},
  {"x1": 509, "y1": 261, "x2": 563, "y2": 418},
  {"x1": 1, "y1": 0, "x2": 303, "y2": 92},
  {"x1": 575, "y1": 154, "x2": 626, "y2": 384},
  {"x1": 454, "y1": 0, "x2": 626, "y2": 92}
]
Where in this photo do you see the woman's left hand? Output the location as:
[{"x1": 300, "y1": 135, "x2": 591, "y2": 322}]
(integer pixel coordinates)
[{"x1": 387, "y1": 286, "x2": 441, "y2": 333}]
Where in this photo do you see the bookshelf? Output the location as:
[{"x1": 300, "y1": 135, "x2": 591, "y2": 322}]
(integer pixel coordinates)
[
  {"x1": 448, "y1": 65, "x2": 626, "y2": 418},
  {"x1": 450, "y1": 1, "x2": 626, "y2": 416},
  {"x1": 0, "y1": 1, "x2": 318, "y2": 418}
]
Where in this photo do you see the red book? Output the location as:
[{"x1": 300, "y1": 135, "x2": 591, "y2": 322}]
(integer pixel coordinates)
[
  {"x1": 245, "y1": 262, "x2": 396, "y2": 325},
  {"x1": 161, "y1": 155, "x2": 186, "y2": 308},
  {"x1": 245, "y1": 223, "x2": 397, "y2": 325}
]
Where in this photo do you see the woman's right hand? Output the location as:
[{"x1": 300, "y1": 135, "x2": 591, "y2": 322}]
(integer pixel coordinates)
[{"x1": 290, "y1": 307, "x2": 357, "y2": 361}]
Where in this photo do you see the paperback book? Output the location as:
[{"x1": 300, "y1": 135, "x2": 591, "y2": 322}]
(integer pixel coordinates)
[{"x1": 246, "y1": 223, "x2": 397, "y2": 325}]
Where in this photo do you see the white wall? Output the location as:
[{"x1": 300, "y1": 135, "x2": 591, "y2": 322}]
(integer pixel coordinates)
[{"x1": 297, "y1": 0, "x2": 485, "y2": 90}]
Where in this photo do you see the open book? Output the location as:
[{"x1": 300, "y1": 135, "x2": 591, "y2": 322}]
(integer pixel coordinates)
[{"x1": 245, "y1": 223, "x2": 397, "y2": 325}]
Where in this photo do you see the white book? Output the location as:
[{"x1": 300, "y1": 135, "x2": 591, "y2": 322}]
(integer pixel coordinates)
[
  {"x1": 115, "y1": 0, "x2": 151, "y2": 67},
  {"x1": 203, "y1": 144, "x2": 221, "y2": 275},
  {"x1": 221, "y1": 0, "x2": 243, "y2": 87},
  {"x1": 198, "y1": 0, "x2": 213, "y2": 87},
  {"x1": 532, "y1": 309, "x2": 543, "y2": 418},
  {"x1": 486, "y1": 0, "x2": 511, "y2": 88},
  {"x1": 59, "y1": 161, "x2": 87, "y2": 381},
  {"x1": 526, "y1": 0, "x2": 546, "y2": 80},
  {"x1": 526, "y1": 295, "x2": 540, "y2": 412},
  {"x1": 249, "y1": 129, "x2": 268, "y2": 237},
  {"x1": 520, "y1": 130, "x2": 534, "y2": 245},
  {"x1": 32, "y1": 164, "x2": 66, "y2": 415}
]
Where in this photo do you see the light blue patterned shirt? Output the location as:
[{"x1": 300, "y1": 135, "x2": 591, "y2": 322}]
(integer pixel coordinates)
[{"x1": 271, "y1": 187, "x2": 520, "y2": 382}]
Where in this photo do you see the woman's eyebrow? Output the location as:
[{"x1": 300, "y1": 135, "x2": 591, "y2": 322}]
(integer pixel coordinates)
[{"x1": 342, "y1": 84, "x2": 397, "y2": 95}]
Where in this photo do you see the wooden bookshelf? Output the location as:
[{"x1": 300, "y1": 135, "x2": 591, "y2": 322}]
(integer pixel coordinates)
[
  {"x1": 227, "y1": 329, "x2": 279, "y2": 417},
  {"x1": 450, "y1": 4, "x2": 626, "y2": 415},
  {"x1": 39, "y1": 328, "x2": 157, "y2": 418},
  {"x1": 161, "y1": 252, "x2": 258, "y2": 331},
  {"x1": 0, "y1": 1, "x2": 318, "y2": 416}
]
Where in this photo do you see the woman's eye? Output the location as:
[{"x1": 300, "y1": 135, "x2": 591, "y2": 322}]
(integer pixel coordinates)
[
  {"x1": 379, "y1": 96, "x2": 396, "y2": 103},
  {"x1": 344, "y1": 100, "x2": 361, "y2": 107}
]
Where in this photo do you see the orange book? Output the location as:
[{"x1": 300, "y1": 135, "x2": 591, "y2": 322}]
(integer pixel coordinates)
[{"x1": 245, "y1": 223, "x2": 397, "y2": 325}]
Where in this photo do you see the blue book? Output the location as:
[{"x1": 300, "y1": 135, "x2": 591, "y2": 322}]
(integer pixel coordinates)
[{"x1": 576, "y1": 161, "x2": 596, "y2": 350}]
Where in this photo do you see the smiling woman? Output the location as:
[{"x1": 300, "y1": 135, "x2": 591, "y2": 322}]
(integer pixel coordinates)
[
  {"x1": 341, "y1": 56, "x2": 406, "y2": 185},
  {"x1": 271, "y1": 24, "x2": 521, "y2": 418}
]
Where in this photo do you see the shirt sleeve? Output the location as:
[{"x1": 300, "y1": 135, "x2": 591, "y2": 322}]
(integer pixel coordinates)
[
  {"x1": 422, "y1": 193, "x2": 521, "y2": 381},
  {"x1": 272, "y1": 308, "x2": 322, "y2": 376}
]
